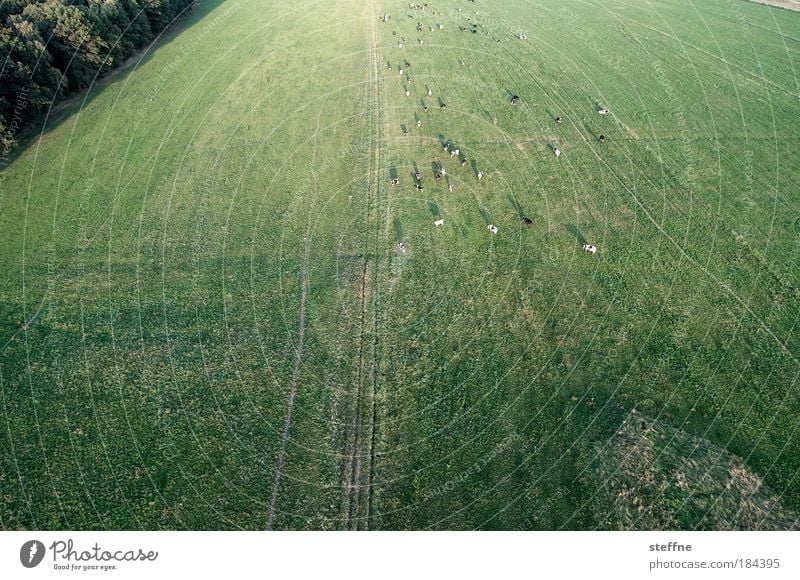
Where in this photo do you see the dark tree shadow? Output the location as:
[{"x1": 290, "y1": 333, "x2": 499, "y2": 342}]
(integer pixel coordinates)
[
  {"x1": 565, "y1": 224, "x2": 587, "y2": 246},
  {"x1": 0, "y1": 0, "x2": 227, "y2": 168}
]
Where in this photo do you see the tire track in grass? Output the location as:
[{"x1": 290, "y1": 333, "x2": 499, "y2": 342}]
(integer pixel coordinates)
[
  {"x1": 266, "y1": 111, "x2": 323, "y2": 530},
  {"x1": 343, "y1": 0, "x2": 382, "y2": 531}
]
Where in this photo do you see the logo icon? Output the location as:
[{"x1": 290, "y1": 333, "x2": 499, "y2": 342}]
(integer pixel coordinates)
[{"x1": 20, "y1": 540, "x2": 46, "y2": 568}]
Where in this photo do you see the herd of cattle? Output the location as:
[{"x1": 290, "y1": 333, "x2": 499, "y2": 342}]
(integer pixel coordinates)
[{"x1": 383, "y1": 6, "x2": 608, "y2": 257}]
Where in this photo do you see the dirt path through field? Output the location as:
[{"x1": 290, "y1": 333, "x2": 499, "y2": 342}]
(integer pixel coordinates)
[
  {"x1": 266, "y1": 112, "x2": 323, "y2": 530},
  {"x1": 342, "y1": 0, "x2": 382, "y2": 531},
  {"x1": 748, "y1": 0, "x2": 800, "y2": 12}
]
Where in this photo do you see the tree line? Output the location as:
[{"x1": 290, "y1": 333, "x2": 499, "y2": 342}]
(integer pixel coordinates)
[{"x1": 1, "y1": 0, "x2": 197, "y2": 162}]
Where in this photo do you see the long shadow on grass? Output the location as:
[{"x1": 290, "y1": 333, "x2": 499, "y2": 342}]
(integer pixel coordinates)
[
  {"x1": 393, "y1": 218, "x2": 404, "y2": 243},
  {"x1": 0, "y1": 0, "x2": 226, "y2": 168},
  {"x1": 478, "y1": 205, "x2": 491, "y2": 225},
  {"x1": 565, "y1": 224, "x2": 587, "y2": 246}
]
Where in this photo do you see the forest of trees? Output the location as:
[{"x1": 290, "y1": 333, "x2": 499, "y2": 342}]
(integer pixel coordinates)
[{"x1": 0, "y1": 0, "x2": 197, "y2": 161}]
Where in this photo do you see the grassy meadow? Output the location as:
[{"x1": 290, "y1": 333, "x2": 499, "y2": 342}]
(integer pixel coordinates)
[{"x1": 0, "y1": 0, "x2": 798, "y2": 530}]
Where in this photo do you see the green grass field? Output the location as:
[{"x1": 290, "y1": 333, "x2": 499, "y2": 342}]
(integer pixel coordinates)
[{"x1": 0, "y1": 0, "x2": 798, "y2": 530}]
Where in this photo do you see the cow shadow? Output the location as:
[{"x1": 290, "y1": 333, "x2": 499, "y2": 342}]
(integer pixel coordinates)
[
  {"x1": 428, "y1": 201, "x2": 440, "y2": 218},
  {"x1": 565, "y1": 224, "x2": 587, "y2": 246},
  {"x1": 478, "y1": 205, "x2": 491, "y2": 225},
  {"x1": 508, "y1": 195, "x2": 524, "y2": 219},
  {"x1": 394, "y1": 218, "x2": 404, "y2": 242}
]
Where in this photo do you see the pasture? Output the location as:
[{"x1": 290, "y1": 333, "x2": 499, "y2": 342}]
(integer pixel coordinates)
[{"x1": 0, "y1": 0, "x2": 798, "y2": 530}]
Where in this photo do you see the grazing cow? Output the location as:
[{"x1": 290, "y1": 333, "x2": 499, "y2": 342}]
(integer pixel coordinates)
[
  {"x1": 477, "y1": 171, "x2": 483, "y2": 180},
  {"x1": 440, "y1": 103, "x2": 447, "y2": 110},
  {"x1": 427, "y1": 89, "x2": 433, "y2": 96},
  {"x1": 435, "y1": 171, "x2": 442, "y2": 180},
  {"x1": 390, "y1": 178, "x2": 399, "y2": 185},
  {"x1": 450, "y1": 148, "x2": 459, "y2": 157},
  {"x1": 434, "y1": 219, "x2": 444, "y2": 226},
  {"x1": 405, "y1": 90, "x2": 411, "y2": 97},
  {"x1": 398, "y1": 42, "x2": 403, "y2": 48},
  {"x1": 461, "y1": 158, "x2": 467, "y2": 167},
  {"x1": 522, "y1": 216, "x2": 534, "y2": 227},
  {"x1": 416, "y1": 119, "x2": 422, "y2": 128},
  {"x1": 415, "y1": 172, "x2": 422, "y2": 180},
  {"x1": 599, "y1": 135, "x2": 605, "y2": 143},
  {"x1": 398, "y1": 242, "x2": 407, "y2": 253},
  {"x1": 554, "y1": 147, "x2": 561, "y2": 158},
  {"x1": 443, "y1": 143, "x2": 449, "y2": 152},
  {"x1": 448, "y1": 184, "x2": 453, "y2": 192},
  {"x1": 511, "y1": 95, "x2": 520, "y2": 105},
  {"x1": 399, "y1": 68, "x2": 404, "y2": 75},
  {"x1": 423, "y1": 106, "x2": 428, "y2": 112},
  {"x1": 488, "y1": 224, "x2": 498, "y2": 235},
  {"x1": 582, "y1": 244, "x2": 597, "y2": 254},
  {"x1": 598, "y1": 108, "x2": 609, "y2": 115},
  {"x1": 555, "y1": 116, "x2": 561, "y2": 123},
  {"x1": 492, "y1": 117, "x2": 498, "y2": 125}
]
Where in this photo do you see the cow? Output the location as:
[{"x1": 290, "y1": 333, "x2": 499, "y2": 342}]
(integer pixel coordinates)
[
  {"x1": 488, "y1": 224, "x2": 498, "y2": 235},
  {"x1": 522, "y1": 216, "x2": 534, "y2": 227},
  {"x1": 434, "y1": 219, "x2": 444, "y2": 226},
  {"x1": 598, "y1": 108, "x2": 609, "y2": 115},
  {"x1": 582, "y1": 244, "x2": 597, "y2": 254},
  {"x1": 477, "y1": 171, "x2": 483, "y2": 180},
  {"x1": 599, "y1": 135, "x2": 605, "y2": 143},
  {"x1": 554, "y1": 147, "x2": 561, "y2": 158}
]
